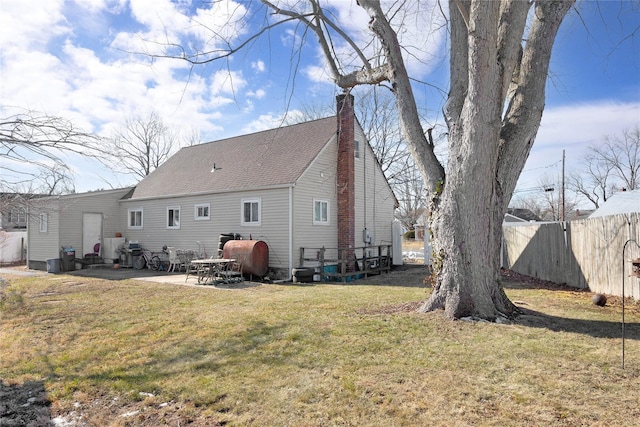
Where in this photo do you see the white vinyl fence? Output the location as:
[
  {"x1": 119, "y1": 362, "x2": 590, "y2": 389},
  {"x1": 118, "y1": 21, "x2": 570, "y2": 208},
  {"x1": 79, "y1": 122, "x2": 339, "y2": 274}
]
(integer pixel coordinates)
[
  {"x1": 502, "y1": 213, "x2": 640, "y2": 299},
  {"x1": 0, "y1": 230, "x2": 27, "y2": 265}
]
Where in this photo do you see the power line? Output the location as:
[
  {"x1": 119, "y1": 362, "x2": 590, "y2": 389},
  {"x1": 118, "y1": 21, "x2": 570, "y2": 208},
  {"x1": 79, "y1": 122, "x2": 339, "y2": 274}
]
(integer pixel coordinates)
[{"x1": 522, "y1": 159, "x2": 562, "y2": 173}]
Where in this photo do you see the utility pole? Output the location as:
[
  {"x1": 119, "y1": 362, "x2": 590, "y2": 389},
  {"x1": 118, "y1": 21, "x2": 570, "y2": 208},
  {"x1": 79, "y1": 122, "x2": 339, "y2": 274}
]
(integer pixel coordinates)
[{"x1": 561, "y1": 149, "x2": 565, "y2": 221}]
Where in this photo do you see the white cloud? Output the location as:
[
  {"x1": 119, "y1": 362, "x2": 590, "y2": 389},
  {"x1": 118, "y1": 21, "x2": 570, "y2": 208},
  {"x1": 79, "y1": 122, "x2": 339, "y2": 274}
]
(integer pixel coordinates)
[
  {"x1": 304, "y1": 64, "x2": 333, "y2": 84},
  {"x1": 0, "y1": 0, "x2": 69, "y2": 50},
  {"x1": 241, "y1": 109, "x2": 304, "y2": 134},
  {"x1": 536, "y1": 101, "x2": 640, "y2": 148},
  {"x1": 300, "y1": 1, "x2": 447, "y2": 85},
  {"x1": 517, "y1": 100, "x2": 640, "y2": 190},
  {"x1": 252, "y1": 60, "x2": 265, "y2": 72},
  {"x1": 112, "y1": 0, "x2": 249, "y2": 60},
  {"x1": 210, "y1": 70, "x2": 247, "y2": 95},
  {"x1": 247, "y1": 89, "x2": 266, "y2": 99}
]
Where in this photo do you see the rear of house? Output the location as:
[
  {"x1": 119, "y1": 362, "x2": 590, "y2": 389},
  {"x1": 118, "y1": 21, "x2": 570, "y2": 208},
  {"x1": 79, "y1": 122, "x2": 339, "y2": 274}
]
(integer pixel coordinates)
[{"x1": 26, "y1": 96, "x2": 398, "y2": 279}]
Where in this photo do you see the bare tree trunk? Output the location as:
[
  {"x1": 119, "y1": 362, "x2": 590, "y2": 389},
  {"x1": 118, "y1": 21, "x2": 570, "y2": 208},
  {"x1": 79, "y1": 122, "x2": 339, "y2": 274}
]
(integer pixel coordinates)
[{"x1": 419, "y1": 0, "x2": 575, "y2": 319}]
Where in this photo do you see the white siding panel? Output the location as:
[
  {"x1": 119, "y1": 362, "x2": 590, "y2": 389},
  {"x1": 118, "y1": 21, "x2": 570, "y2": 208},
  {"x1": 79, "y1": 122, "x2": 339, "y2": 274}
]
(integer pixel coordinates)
[
  {"x1": 293, "y1": 137, "x2": 339, "y2": 264},
  {"x1": 293, "y1": 125, "x2": 396, "y2": 269},
  {"x1": 354, "y1": 123, "x2": 396, "y2": 247},
  {"x1": 119, "y1": 188, "x2": 291, "y2": 273},
  {"x1": 27, "y1": 188, "x2": 132, "y2": 266},
  {"x1": 28, "y1": 199, "x2": 61, "y2": 263}
]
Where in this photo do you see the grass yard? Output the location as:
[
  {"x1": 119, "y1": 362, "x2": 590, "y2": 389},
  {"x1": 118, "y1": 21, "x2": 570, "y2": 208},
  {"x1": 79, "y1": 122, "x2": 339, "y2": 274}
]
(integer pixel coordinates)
[{"x1": 1, "y1": 270, "x2": 640, "y2": 426}]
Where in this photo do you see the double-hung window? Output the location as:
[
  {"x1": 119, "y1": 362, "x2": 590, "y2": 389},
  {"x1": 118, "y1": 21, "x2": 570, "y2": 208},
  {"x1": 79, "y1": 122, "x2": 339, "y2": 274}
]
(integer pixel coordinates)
[
  {"x1": 167, "y1": 206, "x2": 180, "y2": 229},
  {"x1": 128, "y1": 208, "x2": 143, "y2": 229},
  {"x1": 313, "y1": 199, "x2": 329, "y2": 225},
  {"x1": 194, "y1": 203, "x2": 210, "y2": 221},
  {"x1": 17, "y1": 210, "x2": 26, "y2": 226},
  {"x1": 241, "y1": 198, "x2": 261, "y2": 226}
]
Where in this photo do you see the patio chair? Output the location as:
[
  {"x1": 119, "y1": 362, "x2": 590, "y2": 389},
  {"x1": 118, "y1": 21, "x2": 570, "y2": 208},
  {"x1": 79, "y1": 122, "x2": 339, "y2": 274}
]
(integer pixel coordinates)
[
  {"x1": 184, "y1": 250, "x2": 205, "y2": 282},
  {"x1": 85, "y1": 243, "x2": 100, "y2": 258},
  {"x1": 167, "y1": 247, "x2": 183, "y2": 272},
  {"x1": 219, "y1": 255, "x2": 245, "y2": 284}
]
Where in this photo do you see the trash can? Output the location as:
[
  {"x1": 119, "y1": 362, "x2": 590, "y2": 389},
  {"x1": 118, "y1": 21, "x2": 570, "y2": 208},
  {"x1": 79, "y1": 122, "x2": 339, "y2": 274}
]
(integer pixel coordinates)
[
  {"x1": 60, "y1": 250, "x2": 76, "y2": 272},
  {"x1": 46, "y1": 258, "x2": 61, "y2": 273}
]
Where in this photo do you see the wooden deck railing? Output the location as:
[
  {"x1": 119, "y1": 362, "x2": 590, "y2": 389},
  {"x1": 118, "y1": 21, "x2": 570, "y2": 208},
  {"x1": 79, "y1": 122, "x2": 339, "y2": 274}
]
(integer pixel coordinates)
[{"x1": 299, "y1": 245, "x2": 392, "y2": 282}]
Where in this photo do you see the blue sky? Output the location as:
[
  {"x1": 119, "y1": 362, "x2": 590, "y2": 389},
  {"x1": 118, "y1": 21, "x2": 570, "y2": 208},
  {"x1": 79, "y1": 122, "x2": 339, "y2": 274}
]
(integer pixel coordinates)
[{"x1": 1, "y1": 0, "x2": 639, "y2": 199}]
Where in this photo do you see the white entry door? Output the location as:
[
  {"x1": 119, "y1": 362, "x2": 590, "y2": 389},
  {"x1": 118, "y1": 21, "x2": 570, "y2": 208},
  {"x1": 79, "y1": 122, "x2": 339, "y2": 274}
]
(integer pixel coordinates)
[{"x1": 83, "y1": 213, "x2": 103, "y2": 256}]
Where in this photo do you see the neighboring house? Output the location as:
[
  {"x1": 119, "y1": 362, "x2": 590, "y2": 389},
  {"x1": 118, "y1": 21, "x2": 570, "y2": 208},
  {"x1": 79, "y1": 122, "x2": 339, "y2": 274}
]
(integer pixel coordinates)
[
  {"x1": 0, "y1": 193, "x2": 31, "y2": 230},
  {"x1": 27, "y1": 95, "x2": 398, "y2": 279},
  {"x1": 569, "y1": 209, "x2": 594, "y2": 220},
  {"x1": 588, "y1": 189, "x2": 640, "y2": 218},
  {"x1": 504, "y1": 208, "x2": 541, "y2": 223},
  {"x1": 1, "y1": 193, "x2": 41, "y2": 265}
]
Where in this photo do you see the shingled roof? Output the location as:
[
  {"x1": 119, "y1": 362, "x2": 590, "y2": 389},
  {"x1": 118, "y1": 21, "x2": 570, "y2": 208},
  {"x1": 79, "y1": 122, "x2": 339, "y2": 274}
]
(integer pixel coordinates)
[
  {"x1": 130, "y1": 116, "x2": 337, "y2": 199},
  {"x1": 589, "y1": 189, "x2": 640, "y2": 218}
]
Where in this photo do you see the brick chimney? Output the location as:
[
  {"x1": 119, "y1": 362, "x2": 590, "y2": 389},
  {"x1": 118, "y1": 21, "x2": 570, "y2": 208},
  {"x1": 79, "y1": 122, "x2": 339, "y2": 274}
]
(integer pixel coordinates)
[{"x1": 336, "y1": 93, "x2": 355, "y2": 272}]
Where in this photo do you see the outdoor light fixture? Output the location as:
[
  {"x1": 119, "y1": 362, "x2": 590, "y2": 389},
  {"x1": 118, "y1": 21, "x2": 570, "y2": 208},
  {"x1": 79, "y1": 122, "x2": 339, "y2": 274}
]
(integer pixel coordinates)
[{"x1": 621, "y1": 239, "x2": 640, "y2": 369}]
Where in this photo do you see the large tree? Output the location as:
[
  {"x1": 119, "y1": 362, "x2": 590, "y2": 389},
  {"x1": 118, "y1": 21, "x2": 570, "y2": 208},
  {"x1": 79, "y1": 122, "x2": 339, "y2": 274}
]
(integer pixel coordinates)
[{"x1": 147, "y1": 0, "x2": 576, "y2": 320}]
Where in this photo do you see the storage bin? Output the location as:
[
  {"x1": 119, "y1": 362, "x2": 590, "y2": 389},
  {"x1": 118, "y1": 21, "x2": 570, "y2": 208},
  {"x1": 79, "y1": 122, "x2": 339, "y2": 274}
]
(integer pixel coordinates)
[
  {"x1": 60, "y1": 251, "x2": 76, "y2": 272},
  {"x1": 46, "y1": 258, "x2": 61, "y2": 273}
]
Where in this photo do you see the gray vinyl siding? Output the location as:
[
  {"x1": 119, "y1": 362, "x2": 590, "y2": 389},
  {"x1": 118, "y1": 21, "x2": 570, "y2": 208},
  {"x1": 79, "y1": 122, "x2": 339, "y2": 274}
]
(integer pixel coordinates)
[
  {"x1": 58, "y1": 189, "x2": 130, "y2": 255},
  {"x1": 292, "y1": 137, "x2": 339, "y2": 264},
  {"x1": 354, "y1": 124, "x2": 396, "y2": 247},
  {"x1": 119, "y1": 188, "x2": 291, "y2": 272},
  {"x1": 27, "y1": 199, "x2": 61, "y2": 264},
  {"x1": 27, "y1": 188, "x2": 131, "y2": 266},
  {"x1": 292, "y1": 125, "x2": 396, "y2": 269}
]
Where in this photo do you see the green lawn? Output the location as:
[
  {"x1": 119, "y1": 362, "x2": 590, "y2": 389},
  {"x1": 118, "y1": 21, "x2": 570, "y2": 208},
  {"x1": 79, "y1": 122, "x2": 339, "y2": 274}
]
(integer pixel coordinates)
[{"x1": 1, "y1": 273, "x2": 639, "y2": 426}]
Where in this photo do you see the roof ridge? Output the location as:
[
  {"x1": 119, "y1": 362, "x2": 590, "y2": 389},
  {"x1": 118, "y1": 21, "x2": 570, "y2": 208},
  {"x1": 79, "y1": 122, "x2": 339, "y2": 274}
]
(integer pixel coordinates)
[{"x1": 194, "y1": 115, "x2": 336, "y2": 147}]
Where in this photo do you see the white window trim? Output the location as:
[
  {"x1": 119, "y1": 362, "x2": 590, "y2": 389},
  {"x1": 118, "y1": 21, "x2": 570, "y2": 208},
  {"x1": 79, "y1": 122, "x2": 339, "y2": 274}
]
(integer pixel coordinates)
[
  {"x1": 354, "y1": 139, "x2": 361, "y2": 159},
  {"x1": 194, "y1": 203, "x2": 210, "y2": 221},
  {"x1": 39, "y1": 212, "x2": 48, "y2": 233},
  {"x1": 313, "y1": 199, "x2": 330, "y2": 225},
  {"x1": 241, "y1": 197, "x2": 261, "y2": 226},
  {"x1": 167, "y1": 206, "x2": 181, "y2": 229},
  {"x1": 128, "y1": 208, "x2": 143, "y2": 229}
]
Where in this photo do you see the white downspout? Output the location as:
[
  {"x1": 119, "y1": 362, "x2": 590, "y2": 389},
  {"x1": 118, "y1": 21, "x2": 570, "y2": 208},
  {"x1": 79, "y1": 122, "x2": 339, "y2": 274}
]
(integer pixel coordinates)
[
  {"x1": 276, "y1": 185, "x2": 294, "y2": 282},
  {"x1": 288, "y1": 185, "x2": 293, "y2": 280}
]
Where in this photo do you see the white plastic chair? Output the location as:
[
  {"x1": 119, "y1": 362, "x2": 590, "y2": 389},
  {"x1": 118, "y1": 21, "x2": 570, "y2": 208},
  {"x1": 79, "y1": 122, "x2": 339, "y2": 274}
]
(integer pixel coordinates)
[{"x1": 167, "y1": 247, "x2": 182, "y2": 272}]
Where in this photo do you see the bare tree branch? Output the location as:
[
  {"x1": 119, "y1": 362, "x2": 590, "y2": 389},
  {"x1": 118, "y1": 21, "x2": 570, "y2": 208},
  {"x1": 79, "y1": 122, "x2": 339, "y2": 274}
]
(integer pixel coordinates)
[
  {"x1": 102, "y1": 111, "x2": 179, "y2": 180},
  {"x1": 0, "y1": 107, "x2": 101, "y2": 190}
]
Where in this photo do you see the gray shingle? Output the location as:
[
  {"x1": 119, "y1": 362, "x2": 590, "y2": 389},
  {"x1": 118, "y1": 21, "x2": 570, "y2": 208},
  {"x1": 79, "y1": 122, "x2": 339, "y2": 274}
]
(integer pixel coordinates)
[
  {"x1": 131, "y1": 116, "x2": 337, "y2": 199},
  {"x1": 589, "y1": 189, "x2": 640, "y2": 218}
]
